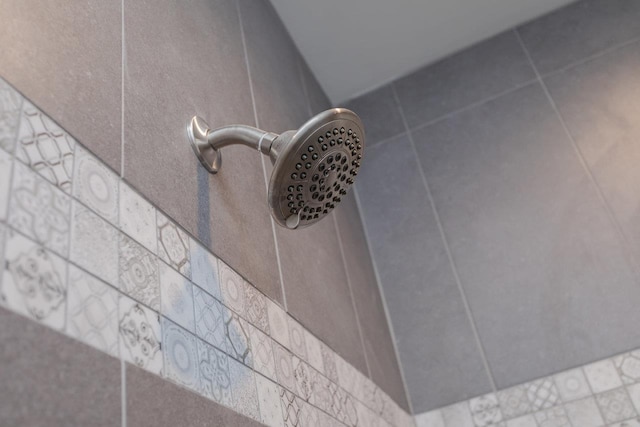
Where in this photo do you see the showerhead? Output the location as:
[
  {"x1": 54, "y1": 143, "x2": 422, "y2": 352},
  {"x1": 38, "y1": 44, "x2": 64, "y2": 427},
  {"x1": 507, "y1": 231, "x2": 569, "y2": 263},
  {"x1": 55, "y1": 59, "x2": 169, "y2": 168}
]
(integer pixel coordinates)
[{"x1": 188, "y1": 108, "x2": 365, "y2": 229}]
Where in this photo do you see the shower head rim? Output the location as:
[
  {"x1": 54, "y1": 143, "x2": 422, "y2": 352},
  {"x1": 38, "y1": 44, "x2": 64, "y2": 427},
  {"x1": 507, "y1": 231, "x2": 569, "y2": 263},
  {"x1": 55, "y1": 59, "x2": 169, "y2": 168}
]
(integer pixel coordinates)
[{"x1": 267, "y1": 108, "x2": 364, "y2": 229}]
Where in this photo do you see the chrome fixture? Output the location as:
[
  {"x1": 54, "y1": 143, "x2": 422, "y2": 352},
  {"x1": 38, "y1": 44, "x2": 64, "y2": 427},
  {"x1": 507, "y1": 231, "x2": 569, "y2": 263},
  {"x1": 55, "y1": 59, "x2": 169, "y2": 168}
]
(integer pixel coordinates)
[{"x1": 188, "y1": 108, "x2": 365, "y2": 230}]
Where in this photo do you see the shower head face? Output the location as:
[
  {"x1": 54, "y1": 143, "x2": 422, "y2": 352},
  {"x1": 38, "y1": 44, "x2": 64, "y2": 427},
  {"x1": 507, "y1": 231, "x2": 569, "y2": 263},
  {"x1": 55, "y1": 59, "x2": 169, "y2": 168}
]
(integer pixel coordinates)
[{"x1": 268, "y1": 108, "x2": 364, "y2": 229}]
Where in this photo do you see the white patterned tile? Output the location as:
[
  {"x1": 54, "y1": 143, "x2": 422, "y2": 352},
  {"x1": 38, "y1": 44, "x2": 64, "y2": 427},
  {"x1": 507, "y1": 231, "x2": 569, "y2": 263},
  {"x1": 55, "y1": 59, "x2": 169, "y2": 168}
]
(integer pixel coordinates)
[
  {"x1": 585, "y1": 359, "x2": 623, "y2": 393},
  {"x1": 196, "y1": 338, "x2": 232, "y2": 406},
  {"x1": 159, "y1": 262, "x2": 194, "y2": 332},
  {"x1": 564, "y1": 396, "x2": 604, "y2": 427},
  {"x1": 189, "y1": 237, "x2": 220, "y2": 300},
  {"x1": 119, "y1": 183, "x2": 156, "y2": 253},
  {"x1": 219, "y1": 259, "x2": 247, "y2": 315},
  {"x1": 229, "y1": 357, "x2": 260, "y2": 421},
  {"x1": 497, "y1": 385, "x2": 531, "y2": 419},
  {"x1": 469, "y1": 393, "x2": 503, "y2": 427},
  {"x1": 533, "y1": 406, "x2": 570, "y2": 427},
  {"x1": 505, "y1": 414, "x2": 537, "y2": 427},
  {"x1": 0, "y1": 77, "x2": 23, "y2": 153},
  {"x1": 225, "y1": 310, "x2": 253, "y2": 366},
  {"x1": 415, "y1": 410, "x2": 445, "y2": 427},
  {"x1": 615, "y1": 352, "x2": 640, "y2": 385},
  {"x1": 596, "y1": 387, "x2": 637, "y2": 424},
  {"x1": 628, "y1": 383, "x2": 640, "y2": 413},
  {"x1": 1, "y1": 229, "x2": 67, "y2": 330},
  {"x1": 9, "y1": 161, "x2": 71, "y2": 257},
  {"x1": 610, "y1": 418, "x2": 640, "y2": 427},
  {"x1": 337, "y1": 387, "x2": 358, "y2": 426},
  {"x1": 441, "y1": 402, "x2": 474, "y2": 427},
  {"x1": 268, "y1": 298, "x2": 290, "y2": 348},
  {"x1": 274, "y1": 341, "x2": 296, "y2": 393},
  {"x1": 292, "y1": 356, "x2": 313, "y2": 401},
  {"x1": 245, "y1": 284, "x2": 269, "y2": 334},
  {"x1": 0, "y1": 150, "x2": 12, "y2": 220},
  {"x1": 0, "y1": 224, "x2": 5, "y2": 289},
  {"x1": 162, "y1": 318, "x2": 199, "y2": 390},
  {"x1": 280, "y1": 387, "x2": 302, "y2": 427},
  {"x1": 300, "y1": 401, "x2": 323, "y2": 427},
  {"x1": 193, "y1": 285, "x2": 227, "y2": 352},
  {"x1": 321, "y1": 343, "x2": 338, "y2": 383},
  {"x1": 256, "y1": 374, "x2": 285, "y2": 427},
  {"x1": 553, "y1": 368, "x2": 591, "y2": 402},
  {"x1": 304, "y1": 328, "x2": 325, "y2": 373},
  {"x1": 525, "y1": 378, "x2": 559, "y2": 411},
  {"x1": 250, "y1": 323, "x2": 277, "y2": 381},
  {"x1": 309, "y1": 368, "x2": 333, "y2": 413},
  {"x1": 72, "y1": 145, "x2": 118, "y2": 224},
  {"x1": 70, "y1": 202, "x2": 118, "y2": 286},
  {"x1": 119, "y1": 233, "x2": 160, "y2": 310},
  {"x1": 336, "y1": 353, "x2": 358, "y2": 396},
  {"x1": 16, "y1": 100, "x2": 75, "y2": 192},
  {"x1": 66, "y1": 265, "x2": 119, "y2": 356},
  {"x1": 288, "y1": 316, "x2": 307, "y2": 360},
  {"x1": 157, "y1": 212, "x2": 190, "y2": 278},
  {"x1": 118, "y1": 293, "x2": 162, "y2": 374}
]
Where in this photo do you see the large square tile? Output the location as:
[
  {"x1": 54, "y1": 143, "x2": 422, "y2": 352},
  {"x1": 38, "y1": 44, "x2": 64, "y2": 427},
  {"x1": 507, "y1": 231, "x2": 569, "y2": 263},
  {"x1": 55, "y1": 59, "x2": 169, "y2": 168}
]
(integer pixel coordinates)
[
  {"x1": 162, "y1": 317, "x2": 199, "y2": 391},
  {"x1": 274, "y1": 212, "x2": 368, "y2": 375},
  {"x1": 0, "y1": 307, "x2": 120, "y2": 426},
  {"x1": 334, "y1": 190, "x2": 408, "y2": 409},
  {"x1": 545, "y1": 41, "x2": 640, "y2": 262},
  {"x1": 394, "y1": 31, "x2": 535, "y2": 127},
  {"x1": 119, "y1": 233, "x2": 160, "y2": 311},
  {"x1": 127, "y1": 361, "x2": 264, "y2": 427},
  {"x1": 196, "y1": 337, "x2": 232, "y2": 407},
  {"x1": 0, "y1": 0, "x2": 121, "y2": 171},
  {"x1": 344, "y1": 84, "x2": 405, "y2": 146},
  {"x1": 0, "y1": 149, "x2": 12, "y2": 220},
  {"x1": 357, "y1": 134, "x2": 491, "y2": 412},
  {"x1": 414, "y1": 83, "x2": 640, "y2": 389},
  {"x1": 124, "y1": 0, "x2": 282, "y2": 303},
  {"x1": 517, "y1": 0, "x2": 640, "y2": 75}
]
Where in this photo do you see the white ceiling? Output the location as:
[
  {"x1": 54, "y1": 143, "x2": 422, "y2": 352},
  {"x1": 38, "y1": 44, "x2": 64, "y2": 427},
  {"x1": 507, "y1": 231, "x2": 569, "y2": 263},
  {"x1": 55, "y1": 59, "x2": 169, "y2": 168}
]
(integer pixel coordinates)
[{"x1": 270, "y1": 0, "x2": 576, "y2": 104}]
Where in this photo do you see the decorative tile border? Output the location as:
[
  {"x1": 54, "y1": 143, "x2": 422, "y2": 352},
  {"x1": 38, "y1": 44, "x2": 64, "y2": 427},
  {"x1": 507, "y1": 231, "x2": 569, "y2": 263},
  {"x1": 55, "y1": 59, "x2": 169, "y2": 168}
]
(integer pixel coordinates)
[
  {"x1": 0, "y1": 77, "x2": 414, "y2": 427},
  {"x1": 415, "y1": 353, "x2": 640, "y2": 427}
]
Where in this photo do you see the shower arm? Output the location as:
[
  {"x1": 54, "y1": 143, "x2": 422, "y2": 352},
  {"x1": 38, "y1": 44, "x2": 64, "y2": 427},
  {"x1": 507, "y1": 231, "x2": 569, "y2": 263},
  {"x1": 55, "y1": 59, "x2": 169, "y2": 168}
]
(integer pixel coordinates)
[{"x1": 188, "y1": 116, "x2": 280, "y2": 174}]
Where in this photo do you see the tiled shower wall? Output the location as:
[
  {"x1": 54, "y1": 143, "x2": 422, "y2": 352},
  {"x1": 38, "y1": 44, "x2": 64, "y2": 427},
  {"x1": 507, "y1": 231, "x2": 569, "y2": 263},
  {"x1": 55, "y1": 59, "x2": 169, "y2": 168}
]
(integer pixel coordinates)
[
  {"x1": 0, "y1": 0, "x2": 409, "y2": 424},
  {"x1": 348, "y1": 0, "x2": 640, "y2": 418}
]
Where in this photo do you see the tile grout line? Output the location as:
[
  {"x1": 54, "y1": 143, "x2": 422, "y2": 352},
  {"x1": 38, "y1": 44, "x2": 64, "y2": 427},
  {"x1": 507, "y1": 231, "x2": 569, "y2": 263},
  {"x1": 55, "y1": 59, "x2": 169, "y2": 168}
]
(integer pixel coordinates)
[
  {"x1": 513, "y1": 28, "x2": 640, "y2": 281},
  {"x1": 235, "y1": 0, "x2": 287, "y2": 312},
  {"x1": 540, "y1": 34, "x2": 640, "y2": 81},
  {"x1": 297, "y1": 59, "x2": 314, "y2": 118},
  {"x1": 391, "y1": 82, "x2": 498, "y2": 393},
  {"x1": 121, "y1": 359, "x2": 127, "y2": 427},
  {"x1": 352, "y1": 186, "x2": 415, "y2": 415},
  {"x1": 120, "y1": 0, "x2": 125, "y2": 179},
  {"x1": 331, "y1": 212, "x2": 373, "y2": 380}
]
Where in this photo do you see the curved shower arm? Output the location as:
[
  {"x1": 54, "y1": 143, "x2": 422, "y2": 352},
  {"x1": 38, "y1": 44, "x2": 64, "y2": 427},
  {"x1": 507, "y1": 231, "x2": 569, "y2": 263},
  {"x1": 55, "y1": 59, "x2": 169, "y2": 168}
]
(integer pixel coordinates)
[
  {"x1": 206, "y1": 125, "x2": 278, "y2": 155},
  {"x1": 187, "y1": 116, "x2": 279, "y2": 174}
]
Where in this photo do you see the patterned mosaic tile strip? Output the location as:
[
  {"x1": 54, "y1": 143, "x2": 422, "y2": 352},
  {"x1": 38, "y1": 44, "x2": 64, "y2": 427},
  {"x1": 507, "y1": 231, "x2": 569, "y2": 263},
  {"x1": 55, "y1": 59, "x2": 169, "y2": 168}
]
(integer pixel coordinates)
[
  {"x1": 415, "y1": 352, "x2": 640, "y2": 427},
  {"x1": 0, "y1": 80, "x2": 413, "y2": 427}
]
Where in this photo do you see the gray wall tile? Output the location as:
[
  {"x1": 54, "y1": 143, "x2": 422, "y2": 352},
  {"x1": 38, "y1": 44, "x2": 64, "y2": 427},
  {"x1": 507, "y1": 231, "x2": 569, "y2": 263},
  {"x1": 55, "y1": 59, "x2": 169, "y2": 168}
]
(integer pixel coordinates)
[
  {"x1": 238, "y1": 0, "x2": 309, "y2": 133},
  {"x1": 345, "y1": 84, "x2": 405, "y2": 146},
  {"x1": 299, "y1": 58, "x2": 332, "y2": 116},
  {"x1": 0, "y1": 0, "x2": 121, "y2": 171},
  {"x1": 275, "y1": 211, "x2": 368, "y2": 375},
  {"x1": 126, "y1": 362, "x2": 264, "y2": 427},
  {"x1": 394, "y1": 31, "x2": 535, "y2": 127},
  {"x1": 517, "y1": 0, "x2": 640, "y2": 75},
  {"x1": 123, "y1": 0, "x2": 282, "y2": 303},
  {"x1": 0, "y1": 307, "x2": 120, "y2": 426},
  {"x1": 545, "y1": 41, "x2": 640, "y2": 262},
  {"x1": 414, "y1": 83, "x2": 640, "y2": 390},
  {"x1": 357, "y1": 134, "x2": 492, "y2": 413},
  {"x1": 334, "y1": 191, "x2": 409, "y2": 411}
]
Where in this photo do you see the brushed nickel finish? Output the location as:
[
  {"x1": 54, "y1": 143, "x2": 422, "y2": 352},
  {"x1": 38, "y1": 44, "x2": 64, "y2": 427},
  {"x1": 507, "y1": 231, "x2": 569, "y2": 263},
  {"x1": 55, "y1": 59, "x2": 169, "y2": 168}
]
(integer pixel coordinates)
[{"x1": 187, "y1": 108, "x2": 365, "y2": 229}]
